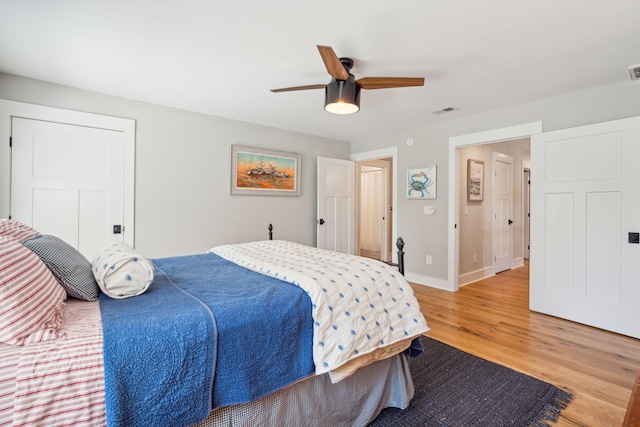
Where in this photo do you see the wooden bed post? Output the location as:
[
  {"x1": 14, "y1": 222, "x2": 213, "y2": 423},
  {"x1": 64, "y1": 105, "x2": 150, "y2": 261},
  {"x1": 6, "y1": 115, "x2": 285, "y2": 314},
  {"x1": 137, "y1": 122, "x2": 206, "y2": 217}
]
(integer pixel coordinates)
[{"x1": 268, "y1": 224, "x2": 273, "y2": 240}]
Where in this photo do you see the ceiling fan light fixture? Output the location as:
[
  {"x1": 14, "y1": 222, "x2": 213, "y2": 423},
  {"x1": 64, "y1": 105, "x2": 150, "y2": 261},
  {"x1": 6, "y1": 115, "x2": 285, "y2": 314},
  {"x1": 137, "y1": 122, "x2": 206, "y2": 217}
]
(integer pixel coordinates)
[{"x1": 324, "y1": 77, "x2": 360, "y2": 115}]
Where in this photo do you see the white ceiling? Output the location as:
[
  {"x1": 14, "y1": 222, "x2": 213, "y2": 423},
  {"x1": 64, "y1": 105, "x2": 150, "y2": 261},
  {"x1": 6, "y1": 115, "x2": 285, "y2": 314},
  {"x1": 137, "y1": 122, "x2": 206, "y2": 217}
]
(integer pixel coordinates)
[{"x1": 1, "y1": 1, "x2": 639, "y2": 141}]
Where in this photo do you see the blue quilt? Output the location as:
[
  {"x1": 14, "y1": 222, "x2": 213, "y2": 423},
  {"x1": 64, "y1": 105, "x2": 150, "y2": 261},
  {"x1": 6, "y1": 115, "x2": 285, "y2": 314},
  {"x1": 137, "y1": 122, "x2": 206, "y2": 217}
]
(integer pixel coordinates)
[{"x1": 100, "y1": 253, "x2": 314, "y2": 427}]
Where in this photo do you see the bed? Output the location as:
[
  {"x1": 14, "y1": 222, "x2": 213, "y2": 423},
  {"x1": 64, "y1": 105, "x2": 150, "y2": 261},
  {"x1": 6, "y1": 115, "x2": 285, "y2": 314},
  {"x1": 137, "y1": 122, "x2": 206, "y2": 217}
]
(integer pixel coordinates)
[{"x1": 0, "y1": 219, "x2": 429, "y2": 427}]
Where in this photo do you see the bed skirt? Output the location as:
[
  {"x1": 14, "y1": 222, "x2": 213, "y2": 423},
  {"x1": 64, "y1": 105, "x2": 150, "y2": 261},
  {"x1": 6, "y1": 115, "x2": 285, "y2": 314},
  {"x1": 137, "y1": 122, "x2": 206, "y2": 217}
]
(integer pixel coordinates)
[{"x1": 194, "y1": 352, "x2": 414, "y2": 427}]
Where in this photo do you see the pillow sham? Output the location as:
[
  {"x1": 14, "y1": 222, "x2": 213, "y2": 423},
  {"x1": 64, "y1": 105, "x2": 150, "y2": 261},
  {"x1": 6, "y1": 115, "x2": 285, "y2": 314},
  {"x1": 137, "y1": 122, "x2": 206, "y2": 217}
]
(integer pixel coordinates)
[
  {"x1": 92, "y1": 241, "x2": 154, "y2": 299},
  {"x1": 0, "y1": 218, "x2": 40, "y2": 242},
  {"x1": 22, "y1": 235, "x2": 100, "y2": 301},
  {"x1": 0, "y1": 236, "x2": 67, "y2": 346}
]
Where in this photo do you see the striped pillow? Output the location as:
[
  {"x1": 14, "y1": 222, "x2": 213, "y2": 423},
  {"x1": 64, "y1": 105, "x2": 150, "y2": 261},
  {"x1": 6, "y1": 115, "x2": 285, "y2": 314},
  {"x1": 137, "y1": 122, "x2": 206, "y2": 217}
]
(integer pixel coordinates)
[
  {"x1": 0, "y1": 236, "x2": 67, "y2": 345},
  {"x1": 0, "y1": 219, "x2": 40, "y2": 242},
  {"x1": 22, "y1": 235, "x2": 100, "y2": 301}
]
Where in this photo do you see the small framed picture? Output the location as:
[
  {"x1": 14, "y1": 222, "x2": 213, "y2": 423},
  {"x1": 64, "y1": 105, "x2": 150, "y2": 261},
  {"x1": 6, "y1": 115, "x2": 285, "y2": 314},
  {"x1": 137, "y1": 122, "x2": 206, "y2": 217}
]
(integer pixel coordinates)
[
  {"x1": 407, "y1": 166, "x2": 436, "y2": 199},
  {"x1": 467, "y1": 159, "x2": 484, "y2": 201}
]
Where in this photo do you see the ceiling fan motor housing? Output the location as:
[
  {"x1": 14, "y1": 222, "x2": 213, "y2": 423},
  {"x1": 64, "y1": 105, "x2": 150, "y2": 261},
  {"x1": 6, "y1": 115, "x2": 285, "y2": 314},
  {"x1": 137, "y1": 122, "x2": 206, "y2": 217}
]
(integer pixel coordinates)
[{"x1": 325, "y1": 74, "x2": 360, "y2": 114}]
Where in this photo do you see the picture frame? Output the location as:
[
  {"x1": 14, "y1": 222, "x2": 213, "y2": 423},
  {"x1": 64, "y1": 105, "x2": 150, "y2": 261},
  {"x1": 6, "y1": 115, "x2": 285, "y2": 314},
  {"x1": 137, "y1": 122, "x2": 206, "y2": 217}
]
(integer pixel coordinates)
[
  {"x1": 467, "y1": 159, "x2": 484, "y2": 201},
  {"x1": 231, "y1": 145, "x2": 301, "y2": 196},
  {"x1": 407, "y1": 165, "x2": 436, "y2": 199}
]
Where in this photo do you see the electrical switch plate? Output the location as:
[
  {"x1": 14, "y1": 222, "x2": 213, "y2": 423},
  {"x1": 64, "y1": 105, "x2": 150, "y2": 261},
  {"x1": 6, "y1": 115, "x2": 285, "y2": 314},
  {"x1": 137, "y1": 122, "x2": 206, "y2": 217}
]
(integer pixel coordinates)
[
  {"x1": 629, "y1": 232, "x2": 640, "y2": 244},
  {"x1": 424, "y1": 205, "x2": 435, "y2": 215},
  {"x1": 426, "y1": 255, "x2": 432, "y2": 264}
]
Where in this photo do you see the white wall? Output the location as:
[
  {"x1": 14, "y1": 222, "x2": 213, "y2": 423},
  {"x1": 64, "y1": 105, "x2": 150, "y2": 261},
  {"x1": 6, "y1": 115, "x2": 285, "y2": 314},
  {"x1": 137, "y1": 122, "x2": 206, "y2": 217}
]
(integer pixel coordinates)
[
  {"x1": 0, "y1": 73, "x2": 350, "y2": 258},
  {"x1": 351, "y1": 81, "x2": 640, "y2": 286},
  {"x1": 3, "y1": 72, "x2": 639, "y2": 281}
]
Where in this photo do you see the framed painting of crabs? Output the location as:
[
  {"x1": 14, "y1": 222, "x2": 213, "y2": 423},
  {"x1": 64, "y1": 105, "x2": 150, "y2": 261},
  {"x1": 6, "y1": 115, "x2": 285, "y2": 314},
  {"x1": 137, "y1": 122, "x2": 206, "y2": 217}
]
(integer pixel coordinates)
[
  {"x1": 231, "y1": 144, "x2": 301, "y2": 196},
  {"x1": 407, "y1": 166, "x2": 436, "y2": 199}
]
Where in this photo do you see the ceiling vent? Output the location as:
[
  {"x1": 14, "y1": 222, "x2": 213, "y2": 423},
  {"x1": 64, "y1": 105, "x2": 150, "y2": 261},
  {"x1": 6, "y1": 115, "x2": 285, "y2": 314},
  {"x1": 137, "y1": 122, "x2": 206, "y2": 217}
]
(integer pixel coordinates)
[
  {"x1": 629, "y1": 64, "x2": 640, "y2": 81},
  {"x1": 432, "y1": 107, "x2": 459, "y2": 115}
]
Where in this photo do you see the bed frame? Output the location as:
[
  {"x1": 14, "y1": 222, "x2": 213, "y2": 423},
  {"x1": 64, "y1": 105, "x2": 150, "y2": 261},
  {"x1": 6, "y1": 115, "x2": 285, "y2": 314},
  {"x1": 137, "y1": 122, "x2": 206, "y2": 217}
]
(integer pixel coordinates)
[{"x1": 267, "y1": 223, "x2": 405, "y2": 275}]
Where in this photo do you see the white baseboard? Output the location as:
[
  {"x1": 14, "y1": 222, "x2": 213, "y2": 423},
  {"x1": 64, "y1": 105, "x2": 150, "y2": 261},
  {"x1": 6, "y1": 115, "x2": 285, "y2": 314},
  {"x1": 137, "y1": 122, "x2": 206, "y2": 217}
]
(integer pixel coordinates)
[
  {"x1": 407, "y1": 260, "x2": 524, "y2": 292},
  {"x1": 405, "y1": 273, "x2": 452, "y2": 291},
  {"x1": 459, "y1": 266, "x2": 494, "y2": 287},
  {"x1": 511, "y1": 257, "x2": 524, "y2": 269}
]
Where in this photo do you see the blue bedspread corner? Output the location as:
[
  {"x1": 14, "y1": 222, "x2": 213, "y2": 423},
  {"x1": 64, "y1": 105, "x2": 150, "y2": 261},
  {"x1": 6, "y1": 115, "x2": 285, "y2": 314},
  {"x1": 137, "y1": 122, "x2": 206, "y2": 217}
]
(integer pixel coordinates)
[{"x1": 405, "y1": 336, "x2": 424, "y2": 358}]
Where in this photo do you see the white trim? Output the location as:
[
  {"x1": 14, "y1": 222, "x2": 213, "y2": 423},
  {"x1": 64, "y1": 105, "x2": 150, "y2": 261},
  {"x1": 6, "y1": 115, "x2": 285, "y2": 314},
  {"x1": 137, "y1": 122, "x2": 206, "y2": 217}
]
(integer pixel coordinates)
[
  {"x1": 405, "y1": 273, "x2": 451, "y2": 291},
  {"x1": 448, "y1": 122, "x2": 542, "y2": 291},
  {"x1": 511, "y1": 257, "x2": 524, "y2": 269},
  {"x1": 459, "y1": 266, "x2": 495, "y2": 287},
  {"x1": 0, "y1": 99, "x2": 136, "y2": 247},
  {"x1": 351, "y1": 147, "x2": 398, "y2": 264}
]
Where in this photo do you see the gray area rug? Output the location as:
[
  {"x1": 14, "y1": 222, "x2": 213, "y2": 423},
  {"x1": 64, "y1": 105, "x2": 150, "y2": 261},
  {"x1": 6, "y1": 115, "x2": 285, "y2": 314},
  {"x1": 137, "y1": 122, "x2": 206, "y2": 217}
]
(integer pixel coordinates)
[{"x1": 369, "y1": 336, "x2": 572, "y2": 427}]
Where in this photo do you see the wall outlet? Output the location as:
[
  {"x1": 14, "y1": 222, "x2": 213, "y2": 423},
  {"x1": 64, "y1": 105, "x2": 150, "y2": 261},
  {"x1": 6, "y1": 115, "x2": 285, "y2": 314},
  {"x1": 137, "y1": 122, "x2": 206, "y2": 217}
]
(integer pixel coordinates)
[
  {"x1": 473, "y1": 253, "x2": 477, "y2": 264},
  {"x1": 426, "y1": 255, "x2": 432, "y2": 265}
]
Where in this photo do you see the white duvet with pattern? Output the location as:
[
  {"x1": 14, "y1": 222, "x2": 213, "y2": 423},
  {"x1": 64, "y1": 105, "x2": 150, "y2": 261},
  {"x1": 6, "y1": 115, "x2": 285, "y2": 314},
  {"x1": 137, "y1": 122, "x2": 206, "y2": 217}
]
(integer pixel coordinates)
[{"x1": 209, "y1": 240, "x2": 430, "y2": 375}]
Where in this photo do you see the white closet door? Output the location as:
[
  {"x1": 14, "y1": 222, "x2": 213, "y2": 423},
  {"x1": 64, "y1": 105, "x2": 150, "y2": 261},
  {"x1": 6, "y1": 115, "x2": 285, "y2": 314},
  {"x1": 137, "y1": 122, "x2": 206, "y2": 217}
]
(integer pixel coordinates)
[
  {"x1": 530, "y1": 116, "x2": 640, "y2": 338},
  {"x1": 11, "y1": 117, "x2": 126, "y2": 260}
]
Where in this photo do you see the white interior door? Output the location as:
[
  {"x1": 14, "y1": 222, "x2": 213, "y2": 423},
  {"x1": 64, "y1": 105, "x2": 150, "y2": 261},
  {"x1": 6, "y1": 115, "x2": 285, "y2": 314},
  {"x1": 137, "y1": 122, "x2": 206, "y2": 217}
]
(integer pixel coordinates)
[
  {"x1": 530, "y1": 116, "x2": 640, "y2": 339},
  {"x1": 11, "y1": 117, "x2": 126, "y2": 260},
  {"x1": 317, "y1": 157, "x2": 355, "y2": 254},
  {"x1": 492, "y1": 152, "x2": 513, "y2": 273}
]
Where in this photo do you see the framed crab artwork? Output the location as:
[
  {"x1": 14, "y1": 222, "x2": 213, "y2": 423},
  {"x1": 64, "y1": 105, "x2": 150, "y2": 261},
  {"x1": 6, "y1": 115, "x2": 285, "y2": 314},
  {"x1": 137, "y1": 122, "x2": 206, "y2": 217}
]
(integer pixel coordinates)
[
  {"x1": 407, "y1": 166, "x2": 436, "y2": 199},
  {"x1": 231, "y1": 145, "x2": 301, "y2": 196}
]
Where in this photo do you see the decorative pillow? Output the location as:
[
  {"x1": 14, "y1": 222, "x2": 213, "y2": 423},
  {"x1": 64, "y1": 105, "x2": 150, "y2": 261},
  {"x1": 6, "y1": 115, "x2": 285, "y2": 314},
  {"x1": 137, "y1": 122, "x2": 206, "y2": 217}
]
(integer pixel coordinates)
[
  {"x1": 92, "y1": 242, "x2": 154, "y2": 299},
  {"x1": 0, "y1": 218, "x2": 40, "y2": 242},
  {"x1": 22, "y1": 235, "x2": 100, "y2": 301},
  {"x1": 0, "y1": 236, "x2": 67, "y2": 346}
]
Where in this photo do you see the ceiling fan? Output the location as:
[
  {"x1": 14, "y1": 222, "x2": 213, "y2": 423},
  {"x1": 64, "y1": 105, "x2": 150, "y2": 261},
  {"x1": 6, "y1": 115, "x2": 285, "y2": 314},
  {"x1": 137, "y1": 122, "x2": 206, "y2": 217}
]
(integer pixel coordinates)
[{"x1": 271, "y1": 45, "x2": 425, "y2": 115}]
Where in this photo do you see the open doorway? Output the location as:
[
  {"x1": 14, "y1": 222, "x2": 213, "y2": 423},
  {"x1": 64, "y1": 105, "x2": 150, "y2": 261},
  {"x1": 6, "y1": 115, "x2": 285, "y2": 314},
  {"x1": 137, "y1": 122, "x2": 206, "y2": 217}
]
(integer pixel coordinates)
[
  {"x1": 357, "y1": 158, "x2": 392, "y2": 262},
  {"x1": 457, "y1": 141, "x2": 528, "y2": 285},
  {"x1": 448, "y1": 122, "x2": 541, "y2": 291}
]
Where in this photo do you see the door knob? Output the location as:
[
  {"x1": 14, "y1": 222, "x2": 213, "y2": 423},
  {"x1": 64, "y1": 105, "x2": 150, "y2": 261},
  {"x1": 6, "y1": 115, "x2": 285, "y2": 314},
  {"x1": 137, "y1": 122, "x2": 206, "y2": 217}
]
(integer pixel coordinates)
[
  {"x1": 318, "y1": 219, "x2": 325, "y2": 225},
  {"x1": 508, "y1": 219, "x2": 513, "y2": 225}
]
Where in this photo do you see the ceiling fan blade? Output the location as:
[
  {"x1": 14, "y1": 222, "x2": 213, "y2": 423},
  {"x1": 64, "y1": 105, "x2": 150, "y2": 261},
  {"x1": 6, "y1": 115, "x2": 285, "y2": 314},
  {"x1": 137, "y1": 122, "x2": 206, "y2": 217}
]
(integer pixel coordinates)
[
  {"x1": 271, "y1": 84, "x2": 326, "y2": 93},
  {"x1": 357, "y1": 77, "x2": 425, "y2": 90},
  {"x1": 317, "y1": 45, "x2": 349, "y2": 80}
]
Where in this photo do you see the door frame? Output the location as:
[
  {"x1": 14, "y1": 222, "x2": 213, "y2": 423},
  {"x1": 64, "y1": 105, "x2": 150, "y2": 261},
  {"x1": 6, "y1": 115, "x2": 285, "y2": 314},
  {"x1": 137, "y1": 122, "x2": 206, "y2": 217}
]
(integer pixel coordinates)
[
  {"x1": 448, "y1": 122, "x2": 542, "y2": 291},
  {"x1": 351, "y1": 147, "x2": 398, "y2": 264},
  {"x1": 0, "y1": 99, "x2": 136, "y2": 246}
]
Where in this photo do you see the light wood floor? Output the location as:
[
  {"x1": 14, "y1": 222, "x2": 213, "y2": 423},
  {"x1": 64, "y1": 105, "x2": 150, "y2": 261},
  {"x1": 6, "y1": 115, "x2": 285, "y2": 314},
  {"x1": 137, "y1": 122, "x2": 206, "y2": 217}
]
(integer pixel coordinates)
[{"x1": 411, "y1": 262, "x2": 640, "y2": 426}]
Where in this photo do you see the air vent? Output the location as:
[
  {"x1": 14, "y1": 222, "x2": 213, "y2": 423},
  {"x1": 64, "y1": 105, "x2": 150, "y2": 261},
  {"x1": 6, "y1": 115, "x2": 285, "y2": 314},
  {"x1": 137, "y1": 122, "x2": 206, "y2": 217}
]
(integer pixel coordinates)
[
  {"x1": 432, "y1": 106, "x2": 459, "y2": 115},
  {"x1": 629, "y1": 64, "x2": 640, "y2": 81}
]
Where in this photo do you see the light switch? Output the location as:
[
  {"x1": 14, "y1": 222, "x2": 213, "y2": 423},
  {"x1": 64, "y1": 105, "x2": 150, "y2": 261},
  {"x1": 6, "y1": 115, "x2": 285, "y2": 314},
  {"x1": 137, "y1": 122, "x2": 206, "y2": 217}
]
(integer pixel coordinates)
[{"x1": 424, "y1": 206, "x2": 435, "y2": 215}]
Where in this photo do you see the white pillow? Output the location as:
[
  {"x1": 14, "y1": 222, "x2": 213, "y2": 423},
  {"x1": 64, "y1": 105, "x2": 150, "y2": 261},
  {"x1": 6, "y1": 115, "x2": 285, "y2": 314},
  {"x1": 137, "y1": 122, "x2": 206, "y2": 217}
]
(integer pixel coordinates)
[
  {"x1": 92, "y1": 242, "x2": 154, "y2": 299},
  {"x1": 0, "y1": 236, "x2": 67, "y2": 345}
]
